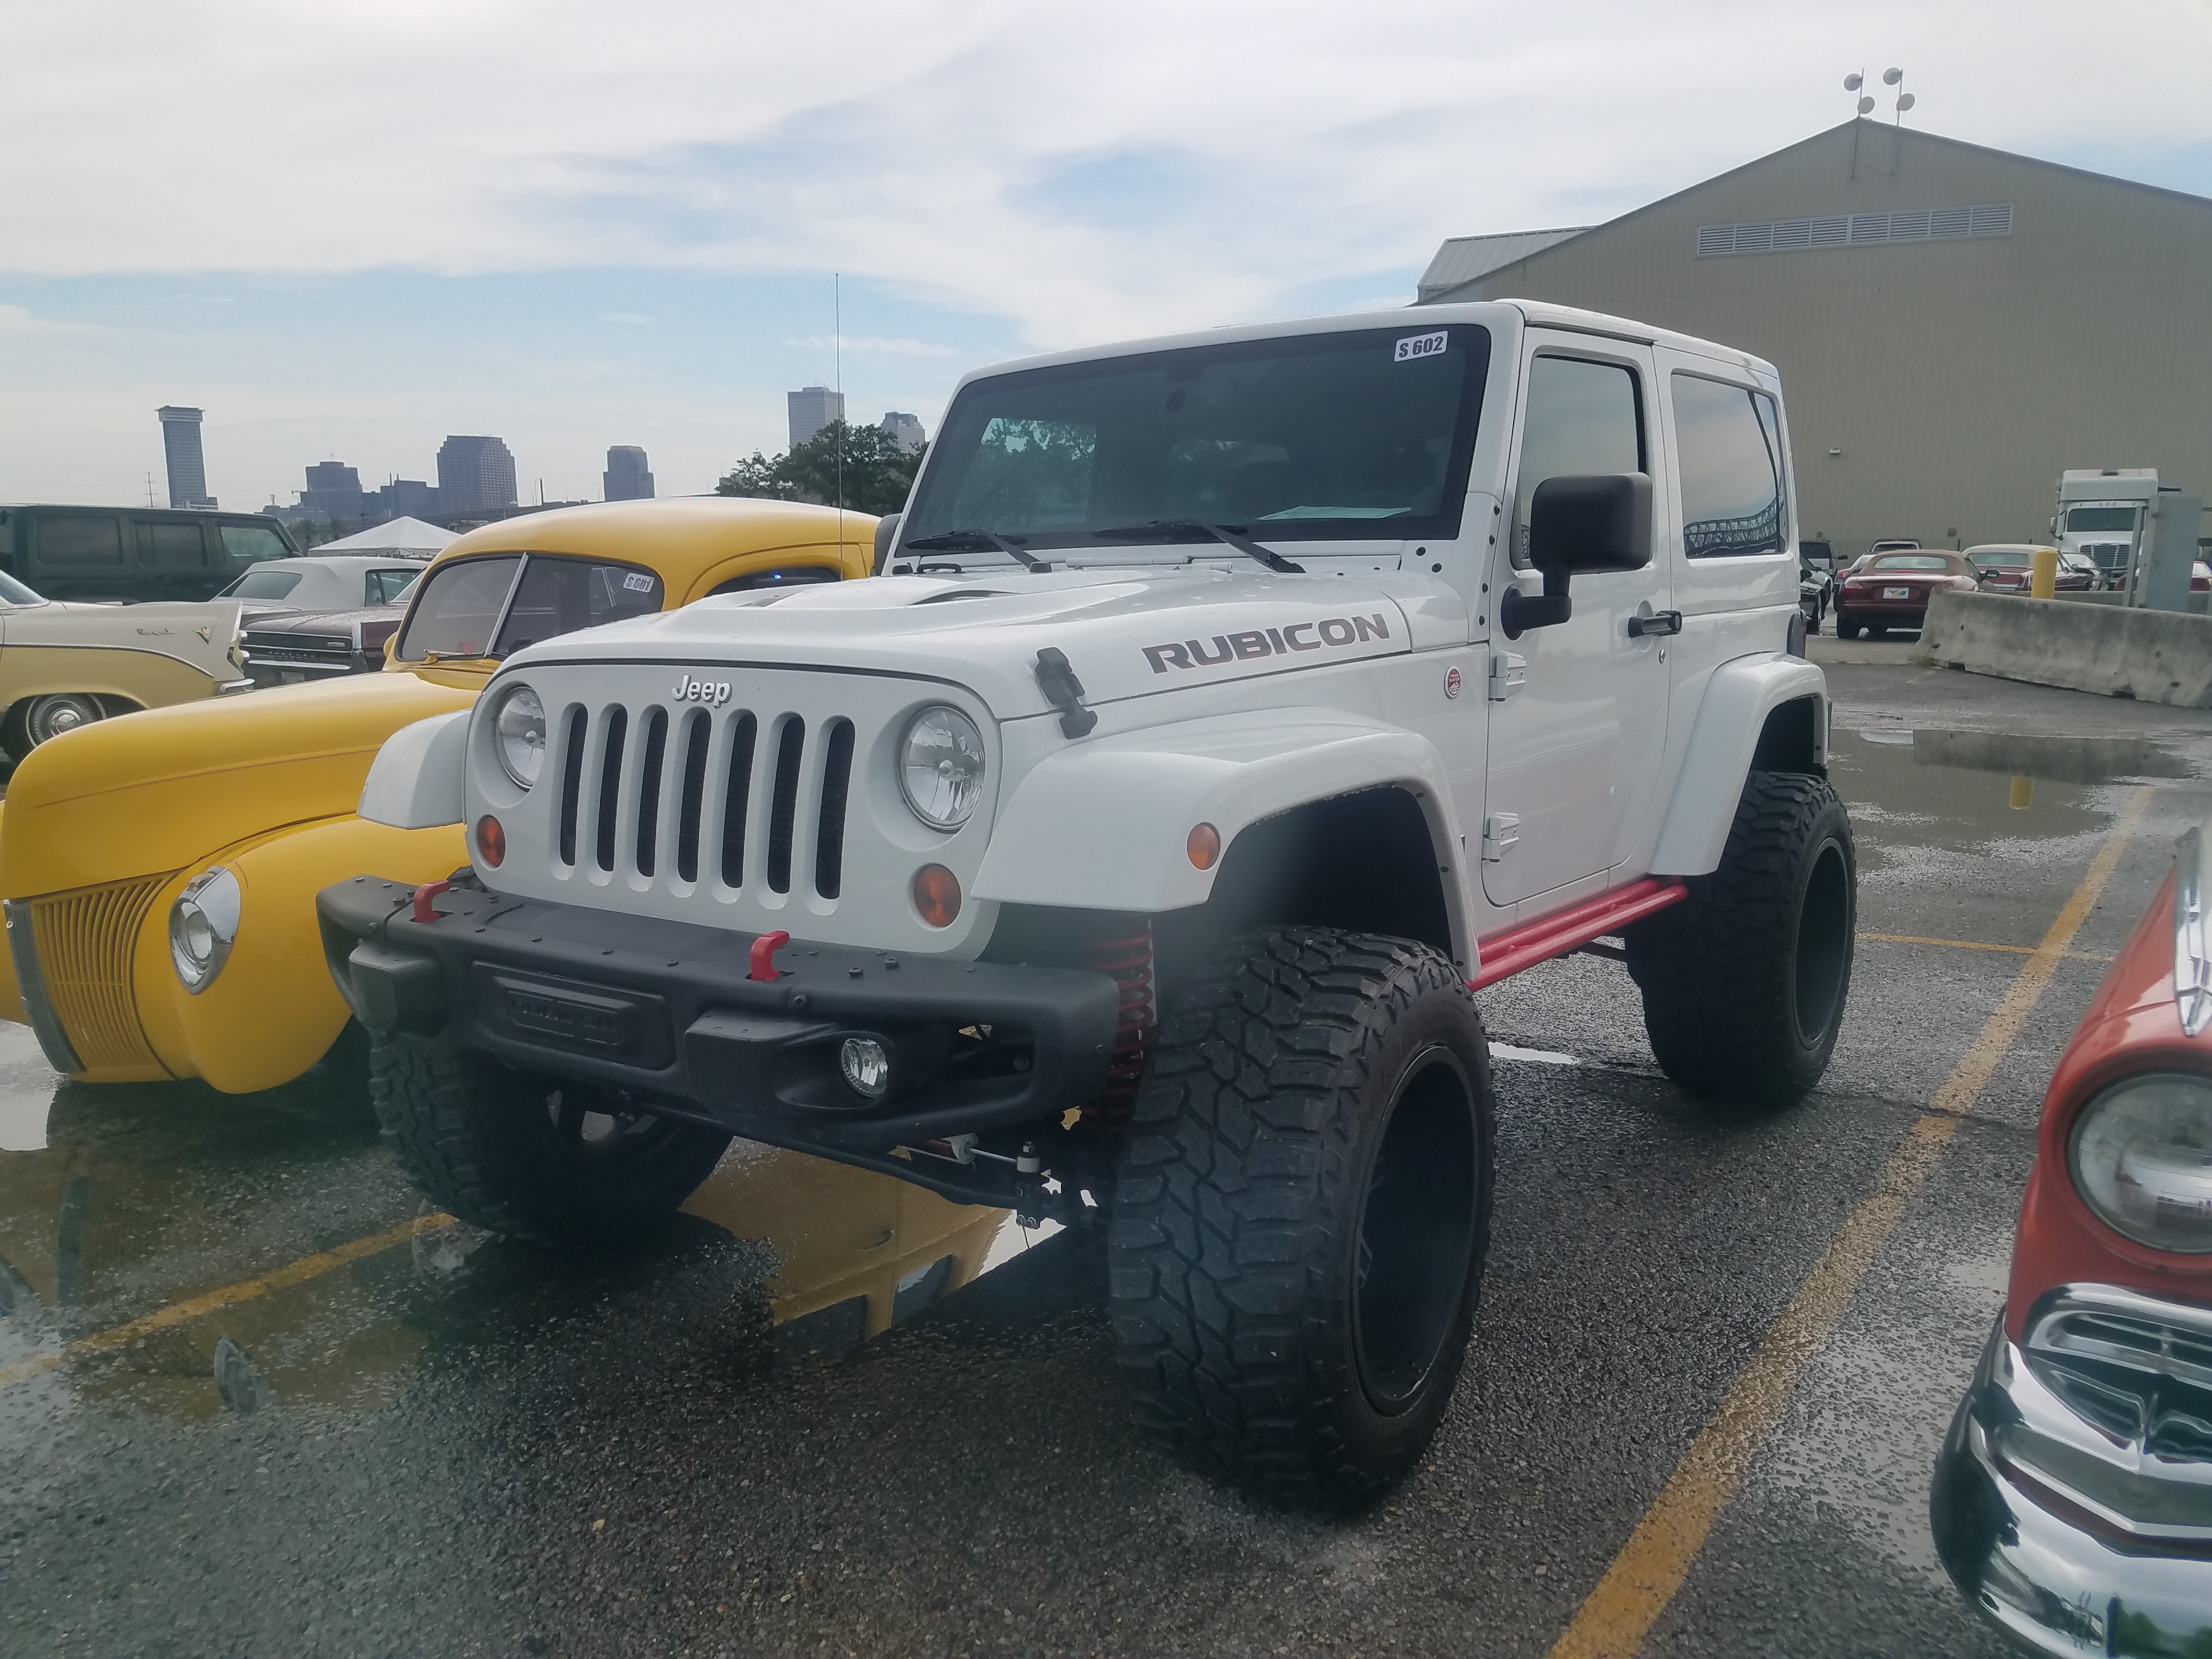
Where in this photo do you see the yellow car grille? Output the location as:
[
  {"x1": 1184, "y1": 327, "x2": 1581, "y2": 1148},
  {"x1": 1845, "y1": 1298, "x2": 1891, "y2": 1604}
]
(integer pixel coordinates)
[{"x1": 30, "y1": 874, "x2": 173, "y2": 1072}]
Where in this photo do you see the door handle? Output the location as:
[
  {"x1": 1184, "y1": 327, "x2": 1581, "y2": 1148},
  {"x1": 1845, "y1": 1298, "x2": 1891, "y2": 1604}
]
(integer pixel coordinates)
[{"x1": 1627, "y1": 610, "x2": 1681, "y2": 639}]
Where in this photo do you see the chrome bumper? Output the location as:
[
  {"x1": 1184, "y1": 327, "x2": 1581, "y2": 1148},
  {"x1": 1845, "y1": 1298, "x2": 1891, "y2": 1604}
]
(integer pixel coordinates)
[{"x1": 1932, "y1": 1294, "x2": 2212, "y2": 1655}]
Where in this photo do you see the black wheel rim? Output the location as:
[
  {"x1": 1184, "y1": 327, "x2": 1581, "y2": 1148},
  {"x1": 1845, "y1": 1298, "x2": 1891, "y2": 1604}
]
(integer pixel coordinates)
[
  {"x1": 1792, "y1": 839, "x2": 1851, "y2": 1048},
  {"x1": 1352, "y1": 1045, "x2": 1479, "y2": 1415}
]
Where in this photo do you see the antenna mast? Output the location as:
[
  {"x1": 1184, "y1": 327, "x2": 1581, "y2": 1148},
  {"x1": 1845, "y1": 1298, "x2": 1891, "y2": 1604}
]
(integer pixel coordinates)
[{"x1": 834, "y1": 272, "x2": 845, "y2": 543}]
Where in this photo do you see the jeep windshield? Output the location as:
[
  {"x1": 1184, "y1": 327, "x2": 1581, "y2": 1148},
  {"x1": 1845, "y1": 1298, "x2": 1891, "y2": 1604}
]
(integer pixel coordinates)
[{"x1": 897, "y1": 323, "x2": 1491, "y2": 569}]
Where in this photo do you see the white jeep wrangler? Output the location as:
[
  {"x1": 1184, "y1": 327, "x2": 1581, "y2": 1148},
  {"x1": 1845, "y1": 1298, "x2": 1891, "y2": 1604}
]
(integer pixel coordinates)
[{"x1": 318, "y1": 300, "x2": 1854, "y2": 1502}]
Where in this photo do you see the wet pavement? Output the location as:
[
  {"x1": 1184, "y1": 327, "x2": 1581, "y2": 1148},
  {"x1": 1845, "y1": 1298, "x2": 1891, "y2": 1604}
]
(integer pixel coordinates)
[{"x1": 2, "y1": 660, "x2": 2210, "y2": 1657}]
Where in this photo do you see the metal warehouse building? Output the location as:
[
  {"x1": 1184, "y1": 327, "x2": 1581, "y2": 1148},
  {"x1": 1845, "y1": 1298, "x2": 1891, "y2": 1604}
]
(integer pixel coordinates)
[{"x1": 1417, "y1": 120, "x2": 2212, "y2": 559}]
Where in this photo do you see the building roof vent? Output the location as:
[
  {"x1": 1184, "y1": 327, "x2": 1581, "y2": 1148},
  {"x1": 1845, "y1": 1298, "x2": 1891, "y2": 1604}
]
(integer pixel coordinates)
[{"x1": 1696, "y1": 201, "x2": 2011, "y2": 258}]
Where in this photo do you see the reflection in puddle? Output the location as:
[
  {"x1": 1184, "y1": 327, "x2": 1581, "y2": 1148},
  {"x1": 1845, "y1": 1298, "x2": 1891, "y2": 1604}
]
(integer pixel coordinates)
[{"x1": 1900, "y1": 728, "x2": 2191, "y2": 783}]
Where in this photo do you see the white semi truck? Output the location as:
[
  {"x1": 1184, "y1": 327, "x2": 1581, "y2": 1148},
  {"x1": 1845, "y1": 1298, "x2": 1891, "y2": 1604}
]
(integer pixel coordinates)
[{"x1": 2053, "y1": 469, "x2": 2159, "y2": 590}]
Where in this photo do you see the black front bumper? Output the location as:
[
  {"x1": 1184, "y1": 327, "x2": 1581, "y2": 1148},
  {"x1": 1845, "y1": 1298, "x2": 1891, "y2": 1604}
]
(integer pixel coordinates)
[{"x1": 317, "y1": 876, "x2": 1120, "y2": 1156}]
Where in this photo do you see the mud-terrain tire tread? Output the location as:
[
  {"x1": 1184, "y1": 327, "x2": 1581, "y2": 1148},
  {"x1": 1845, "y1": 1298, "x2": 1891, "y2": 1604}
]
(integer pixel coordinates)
[
  {"x1": 1109, "y1": 927, "x2": 1494, "y2": 1505},
  {"x1": 1626, "y1": 770, "x2": 1855, "y2": 1109},
  {"x1": 371, "y1": 1039, "x2": 730, "y2": 1249}
]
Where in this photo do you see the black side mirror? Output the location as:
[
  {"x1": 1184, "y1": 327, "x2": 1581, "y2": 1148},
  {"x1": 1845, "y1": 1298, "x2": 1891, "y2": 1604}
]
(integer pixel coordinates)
[
  {"x1": 873, "y1": 512, "x2": 902, "y2": 573},
  {"x1": 1499, "y1": 472, "x2": 1652, "y2": 639}
]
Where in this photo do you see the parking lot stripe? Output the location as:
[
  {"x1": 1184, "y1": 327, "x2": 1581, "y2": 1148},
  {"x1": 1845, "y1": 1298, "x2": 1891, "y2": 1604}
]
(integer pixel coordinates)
[
  {"x1": 1856, "y1": 930, "x2": 2112, "y2": 963},
  {"x1": 1544, "y1": 785, "x2": 2152, "y2": 1659},
  {"x1": 0, "y1": 1211, "x2": 453, "y2": 1393}
]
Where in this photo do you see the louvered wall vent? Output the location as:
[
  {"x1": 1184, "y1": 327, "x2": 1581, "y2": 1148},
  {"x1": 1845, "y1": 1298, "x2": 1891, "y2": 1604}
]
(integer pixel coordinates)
[{"x1": 1696, "y1": 202, "x2": 2011, "y2": 258}]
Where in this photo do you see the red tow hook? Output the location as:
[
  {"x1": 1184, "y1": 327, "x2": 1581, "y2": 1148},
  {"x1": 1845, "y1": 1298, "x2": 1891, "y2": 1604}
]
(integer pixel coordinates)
[
  {"x1": 749, "y1": 929, "x2": 791, "y2": 983},
  {"x1": 411, "y1": 879, "x2": 452, "y2": 924}
]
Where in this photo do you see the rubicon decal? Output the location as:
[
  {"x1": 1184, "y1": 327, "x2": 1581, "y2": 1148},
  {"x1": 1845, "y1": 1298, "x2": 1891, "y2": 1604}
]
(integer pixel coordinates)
[{"x1": 1143, "y1": 614, "x2": 1391, "y2": 674}]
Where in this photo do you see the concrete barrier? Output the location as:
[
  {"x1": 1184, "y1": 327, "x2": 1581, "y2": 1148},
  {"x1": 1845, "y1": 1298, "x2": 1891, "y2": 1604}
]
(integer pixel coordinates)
[{"x1": 1920, "y1": 589, "x2": 2212, "y2": 708}]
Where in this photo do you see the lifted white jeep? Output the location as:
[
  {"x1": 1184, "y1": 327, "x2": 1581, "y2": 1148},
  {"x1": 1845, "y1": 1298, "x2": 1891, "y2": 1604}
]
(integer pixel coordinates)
[{"x1": 318, "y1": 301, "x2": 1855, "y2": 1502}]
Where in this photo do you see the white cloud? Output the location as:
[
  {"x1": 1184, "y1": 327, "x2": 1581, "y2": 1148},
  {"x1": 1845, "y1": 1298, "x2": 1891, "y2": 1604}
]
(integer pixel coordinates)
[
  {"x1": 3, "y1": 1, "x2": 2208, "y2": 351},
  {"x1": 0, "y1": 303, "x2": 106, "y2": 336},
  {"x1": 783, "y1": 335, "x2": 957, "y2": 358}
]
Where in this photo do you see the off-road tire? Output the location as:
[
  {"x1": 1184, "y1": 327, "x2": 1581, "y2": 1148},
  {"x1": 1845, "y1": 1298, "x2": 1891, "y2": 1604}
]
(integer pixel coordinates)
[
  {"x1": 370, "y1": 1039, "x2": 731, "y2": 1248},
  {"x1": 1110, "y1": 928, "x2": 1494, "y2": 1505},
  {"x1": 1626, "y1": 770, "x2": 1855, "y2": 1108}
]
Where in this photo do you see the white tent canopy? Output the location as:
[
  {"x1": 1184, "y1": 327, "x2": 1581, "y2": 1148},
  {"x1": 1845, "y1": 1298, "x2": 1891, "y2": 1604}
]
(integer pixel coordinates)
[{"x1": 316, "y1": 516, "x2": 456, "y2": 557}]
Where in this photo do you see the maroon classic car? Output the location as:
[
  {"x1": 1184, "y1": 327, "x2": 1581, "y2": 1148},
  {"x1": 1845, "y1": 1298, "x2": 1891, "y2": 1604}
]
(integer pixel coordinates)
[
  {"x1": 1833, "y1": 550, "x2": 1980, "y2": 639},
  {"x1": 1932, "y1": 806, "x2": 2211, "y2": 1652},
  {"x1": 239, "y1": 594, "x2": 415, "y2": 684}
]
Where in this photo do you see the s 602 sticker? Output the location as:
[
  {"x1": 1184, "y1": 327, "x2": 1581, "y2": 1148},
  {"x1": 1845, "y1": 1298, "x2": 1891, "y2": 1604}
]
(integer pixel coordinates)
[{"x1": 1394, "y1": 331, "x2": 1449, "y2": 363}]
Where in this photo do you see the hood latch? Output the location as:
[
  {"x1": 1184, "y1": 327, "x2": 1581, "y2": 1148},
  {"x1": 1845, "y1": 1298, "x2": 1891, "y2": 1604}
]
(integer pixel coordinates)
[{"x1": 1033, "y1": 647, "x2": 1098, "y2": 738}]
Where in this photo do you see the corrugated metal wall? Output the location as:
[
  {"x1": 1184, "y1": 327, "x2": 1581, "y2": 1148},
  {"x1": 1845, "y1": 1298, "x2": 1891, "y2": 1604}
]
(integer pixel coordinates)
[{"x1": 1428, "y1": 122, "x2": 2212, "y2": 558}]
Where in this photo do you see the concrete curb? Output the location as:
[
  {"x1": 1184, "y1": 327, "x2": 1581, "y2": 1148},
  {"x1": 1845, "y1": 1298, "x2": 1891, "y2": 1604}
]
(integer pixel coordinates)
[{"x1": 1920, "y1": 589, "x2": 2212, "y2": 708}]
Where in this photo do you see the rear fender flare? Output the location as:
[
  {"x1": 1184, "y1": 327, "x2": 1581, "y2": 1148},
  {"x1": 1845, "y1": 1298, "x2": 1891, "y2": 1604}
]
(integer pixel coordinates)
[{"x1": 1649, "y1": 654, "x2": 1829, "y2": 876}]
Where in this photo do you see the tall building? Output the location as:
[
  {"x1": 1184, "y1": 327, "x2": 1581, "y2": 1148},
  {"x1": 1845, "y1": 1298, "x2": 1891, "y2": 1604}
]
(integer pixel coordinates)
[
  {"x1": 1415, "y1": 119, "x2": 2212, "y2": 556},
  {"x1": 156, "y1": 406, "x2": 216, "y2": 509},
  {"x1": 603, "y1": 445, "x2": 655, "y2": 501},
  {"x1": 879, "y1": 412, "x2": 926, "y2": 455},
  {"x1": 788, "y1": 386, "x2": 845, "y2": 448},
  {"x1": 436, "y1": 435, "x2": 518, "y2": 514},
  {"x1": 298, "y1": 460, "x2": 364, "y2": 520}
]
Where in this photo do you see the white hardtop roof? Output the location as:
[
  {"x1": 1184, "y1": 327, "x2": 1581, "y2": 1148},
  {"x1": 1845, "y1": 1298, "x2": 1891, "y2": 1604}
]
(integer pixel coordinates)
[
  {"x1": 316, "y1": 516, "x2": 456, "y2": 555},
  {"x1": 950, "y1": 301, "x2": 1776, "y2": 394}
]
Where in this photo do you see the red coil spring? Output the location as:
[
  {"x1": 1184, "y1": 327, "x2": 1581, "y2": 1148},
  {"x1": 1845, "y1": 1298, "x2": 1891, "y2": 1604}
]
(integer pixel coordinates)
[{"x1": 1080, "y1": 924, "x2": 1155, "y2": 1132}]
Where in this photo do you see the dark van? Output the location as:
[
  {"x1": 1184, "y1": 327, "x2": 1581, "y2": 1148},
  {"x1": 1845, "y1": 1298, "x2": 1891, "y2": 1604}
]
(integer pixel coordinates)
[{"x1": 0, "y1": 505, "x2": 300, "y2": 603}]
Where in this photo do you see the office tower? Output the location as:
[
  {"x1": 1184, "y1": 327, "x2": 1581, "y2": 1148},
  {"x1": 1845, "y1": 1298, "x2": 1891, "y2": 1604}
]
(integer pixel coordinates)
[
  {"x1": 436, "y1": 436, "x2": 518, "y2": 514},
  {"x1": 156, "y1": 406, "x2": 217, "y2": 508},
  {"x1": 788, "y1": 387, "x2": 845, "y2": 449},
  {"x1": 603, "y1": 445, "x2": 655, "y2": 501},
  {"x1": 299, "y1": 460, "x2": 365, "y2": 520},
  {"x1": 879, "y1": 412, "x2": 926, "y2": 455}
]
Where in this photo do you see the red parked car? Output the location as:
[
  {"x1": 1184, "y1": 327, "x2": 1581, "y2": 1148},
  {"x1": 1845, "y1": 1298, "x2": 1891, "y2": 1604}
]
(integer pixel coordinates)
[
  {"x1": 1965, "y1": 543, "x2": 2095, "y2": 594},
  {"x1": 1834, "y1": 550, "x2": 1980, "y2": 639},
  {"x1": 1932, "y1": 809, "x2": 2211, "y2": 1653}
]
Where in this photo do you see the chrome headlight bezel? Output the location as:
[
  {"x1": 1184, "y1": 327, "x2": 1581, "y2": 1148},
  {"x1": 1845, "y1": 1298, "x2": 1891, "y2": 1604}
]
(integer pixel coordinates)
[
  {"x1": 2068, "y1": 1070, "x2": 2212, "y2": 1254},
  {"x1": 490, "y1": 681, "x2": 547, "y2": 790},
  {"x1": 895, "y1": 704, "x2": 987, "y2": 832},
  {"x1": 169, "y1": 866, "x2": 241, "y2": 994}
]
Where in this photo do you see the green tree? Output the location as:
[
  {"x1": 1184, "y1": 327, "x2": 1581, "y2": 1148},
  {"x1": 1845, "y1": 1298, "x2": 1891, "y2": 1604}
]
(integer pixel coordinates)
[{"x1": 715, "y1": 421, "x2": 923, "y2": 515}]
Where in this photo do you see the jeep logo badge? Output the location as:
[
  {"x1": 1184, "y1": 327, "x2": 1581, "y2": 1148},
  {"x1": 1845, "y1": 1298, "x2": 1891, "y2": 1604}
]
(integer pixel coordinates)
[{"x1": 671, "y1": 674, "x2": 732, "y2": 706}]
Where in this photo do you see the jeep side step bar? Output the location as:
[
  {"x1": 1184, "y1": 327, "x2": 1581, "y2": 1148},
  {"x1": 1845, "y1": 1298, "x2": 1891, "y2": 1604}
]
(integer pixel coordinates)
[{"x1": 1468, "y1": 877, "x2": 1688, "y2": 990}]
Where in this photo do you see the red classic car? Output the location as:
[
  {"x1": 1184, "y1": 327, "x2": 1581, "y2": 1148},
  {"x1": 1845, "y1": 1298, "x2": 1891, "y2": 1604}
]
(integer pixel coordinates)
[
  {"x1": 1932, "y1": 809, "x2": 2212, "y2": 1653},
  {"x1": 1835, "y1": 550, "x2": 1980, "y2": 639},
  {"x1": 1965, "y1": 543, "x2": 2096, "y2": 594}
]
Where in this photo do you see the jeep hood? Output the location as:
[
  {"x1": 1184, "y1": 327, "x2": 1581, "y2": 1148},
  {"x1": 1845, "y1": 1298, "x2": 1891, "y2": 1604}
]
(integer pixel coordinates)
[
  {"x1": 501, "y1": 566, "x2": 1457, "y2": 719},
  {"x1": 1, "y1": 671, "x2": 474, "y2": 895}
]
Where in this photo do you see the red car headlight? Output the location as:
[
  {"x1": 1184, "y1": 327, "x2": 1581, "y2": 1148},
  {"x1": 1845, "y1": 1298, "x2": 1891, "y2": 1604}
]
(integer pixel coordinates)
[{"x1": 2069, "y1": 1071, "x2": 2212, "y2": 1253}]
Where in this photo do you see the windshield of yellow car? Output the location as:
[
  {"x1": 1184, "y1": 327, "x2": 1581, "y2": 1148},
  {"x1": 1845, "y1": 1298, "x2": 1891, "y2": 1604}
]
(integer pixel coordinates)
[{"x1": 394, "y1": 552, "x2": 665, "y2": 662}]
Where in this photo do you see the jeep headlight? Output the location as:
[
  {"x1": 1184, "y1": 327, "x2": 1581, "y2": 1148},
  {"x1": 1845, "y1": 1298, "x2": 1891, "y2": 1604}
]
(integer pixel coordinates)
[
  {"x1": 896, "y1": 705, "x2": 986, "y2": 831},
  {"x1": 2069, "y1": 1072, "x2": 2212, "y2": 1253},
  {"x1": 170, "y1": 867, "x2": 241, "y2": 994},
  {"x1": 491, "y1": 683, "x2": 546, "y2": 788}
]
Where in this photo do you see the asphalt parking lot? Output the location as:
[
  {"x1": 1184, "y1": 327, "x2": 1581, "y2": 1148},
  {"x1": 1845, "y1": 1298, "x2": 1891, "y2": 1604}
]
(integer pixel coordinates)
[{"x1": 2, "y1": 655, "x2": 2209, "y2": 1659}]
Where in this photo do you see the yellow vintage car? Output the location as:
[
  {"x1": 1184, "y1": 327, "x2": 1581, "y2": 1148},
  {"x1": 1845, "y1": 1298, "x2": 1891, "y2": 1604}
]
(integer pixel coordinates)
[
  {"x1": 0, "y1": 498, "x2": 873, "y2": 1091},
  {"x1": 0, "y1": 568, "x2": 249, "y2": 756}
]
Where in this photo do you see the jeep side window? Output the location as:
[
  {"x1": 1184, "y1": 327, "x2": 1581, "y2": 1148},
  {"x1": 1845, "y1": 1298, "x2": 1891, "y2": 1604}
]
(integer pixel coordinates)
[
  {"x1": 1511, "y1": 357, "x2": 1644, "y2": 569},
  {"x1": 397, "y1": 555, "x2": 524, "y2": 659},
  {"x1": 1672, "y1": 374, "x2": 1786, "y2": 559},
  {"x1": 136, "y1": 520, "x2": 209, "y2": 569},
  {"x1": 36, "y1": 516, "x2": 123, "y2": 567},
  {"x1": 219, "y1": 523, "x2": 292, "y2": 568}
]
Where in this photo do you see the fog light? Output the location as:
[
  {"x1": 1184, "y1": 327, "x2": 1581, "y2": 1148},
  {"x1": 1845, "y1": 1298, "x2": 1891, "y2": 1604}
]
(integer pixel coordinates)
[
  {"x1": 912, "y1": 864, "x2": 961, "y2": 928},
  {"x1": 477, "y1": 814, "x2": 506, "y2": 867},
  {"x1": 840, "y1": 1036, "x2": 890, "y2": 1099}
]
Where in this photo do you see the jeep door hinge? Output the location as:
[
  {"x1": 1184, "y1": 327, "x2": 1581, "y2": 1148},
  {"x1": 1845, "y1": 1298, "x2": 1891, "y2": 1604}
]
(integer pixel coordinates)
[
  {"x1": 1482, "y1": 813, "x2": 1520, "y2": 861},
  {"x1": 1487, "y1": 651, "x2": 1526, "y2": 701}
]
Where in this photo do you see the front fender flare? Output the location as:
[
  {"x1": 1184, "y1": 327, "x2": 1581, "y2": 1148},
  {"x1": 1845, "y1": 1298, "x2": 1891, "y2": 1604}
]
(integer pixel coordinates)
[
  {"x1": 359, "y1": 709, "x2": 470, "y2": 830},
  {"x1": 974, "y1": 707, "x2": 1468, "y2": 935},
  {"x1": 1649, "y1": 653, "x2": 1828, "y2": 877}
]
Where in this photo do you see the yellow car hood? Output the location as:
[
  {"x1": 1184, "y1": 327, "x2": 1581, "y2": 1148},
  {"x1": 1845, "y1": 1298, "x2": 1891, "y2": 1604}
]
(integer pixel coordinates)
[{"x1": 1, "y1": 673, "x2": 474, "y2": 896}]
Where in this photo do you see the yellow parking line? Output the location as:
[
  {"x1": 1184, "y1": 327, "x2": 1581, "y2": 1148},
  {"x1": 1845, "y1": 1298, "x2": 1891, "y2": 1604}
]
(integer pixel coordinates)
[
  {"x1": 0, "y1": 1211, "x2": 453, "y2": 1393},
  {"x1": 1857, "y1": 930, "x2": 2112, "y2": 963},
  {"x1": 1546, "y1": 785, "x2": 2152, "y2": 1659}
]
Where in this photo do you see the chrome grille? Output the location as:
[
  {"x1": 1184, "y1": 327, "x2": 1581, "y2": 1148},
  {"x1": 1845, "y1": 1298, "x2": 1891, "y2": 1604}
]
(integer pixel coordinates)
[{"x1": 2026, "y1": 1290, "x2": 2212, "y2": 1463}]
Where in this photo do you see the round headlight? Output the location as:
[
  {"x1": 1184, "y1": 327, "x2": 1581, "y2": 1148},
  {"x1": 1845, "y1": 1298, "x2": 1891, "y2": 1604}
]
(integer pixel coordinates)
[
  {"x1": 2068, "y1": 1072, "x2": 2212, "y2": 1254},
  {"x1": 492, "y1": 683, "x2": 546, "y2": 788},
  {"x1": 169, "y1": 866, "x2": 241, "y2": 994},
  {"x1": 896, "y1": 705, "x2": 987, "y2": 831}
]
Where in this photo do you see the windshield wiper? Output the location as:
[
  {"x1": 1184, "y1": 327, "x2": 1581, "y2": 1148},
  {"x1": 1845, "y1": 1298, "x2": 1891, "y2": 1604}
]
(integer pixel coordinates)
[
  {"x1": 1087, "y1": 519, "x2": 1302, "y2": 574},
  {"x1": 900, "y1": 528, "x2": 1052, "y2": 572}
]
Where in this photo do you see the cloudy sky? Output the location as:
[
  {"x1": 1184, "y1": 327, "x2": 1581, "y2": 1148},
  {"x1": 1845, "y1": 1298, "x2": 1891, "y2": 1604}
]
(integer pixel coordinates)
[{"x1": 5, "y1": 0, "x2": 2211, "y2": 509}]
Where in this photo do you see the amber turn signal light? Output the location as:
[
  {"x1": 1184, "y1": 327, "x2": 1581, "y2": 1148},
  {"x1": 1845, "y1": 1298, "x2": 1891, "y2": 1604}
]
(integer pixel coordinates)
[
  {"x1": 912, "y1": 863, "x2": 961, "y2": 928},
  {"x1": 1187, "y1": 822, "x2": 1221, "y2": 870},
  {"x1": 476, "y1": 814, "x2": 506, "y2": 868}
]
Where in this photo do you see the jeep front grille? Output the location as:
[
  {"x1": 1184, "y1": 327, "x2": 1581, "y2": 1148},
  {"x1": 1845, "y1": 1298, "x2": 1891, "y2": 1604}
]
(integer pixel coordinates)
[
  {"x1": 29, "y1": 874, "x2": 174, "y2": 1073},
  {"x1": 554, "y1": 701, "x2": 858, "y2": 902}
]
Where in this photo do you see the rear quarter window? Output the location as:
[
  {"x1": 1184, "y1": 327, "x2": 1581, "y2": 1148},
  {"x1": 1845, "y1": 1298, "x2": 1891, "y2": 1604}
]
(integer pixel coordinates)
[
  {"x1": 1672, "y1": 374, "x2": 1786, "y2": 559},
  {"x1": 227, "y1": 569, "x2": 303, "y2": 600},
  {"x1": 36, "y1": 516, "x2": 124, "y2": 567}
]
